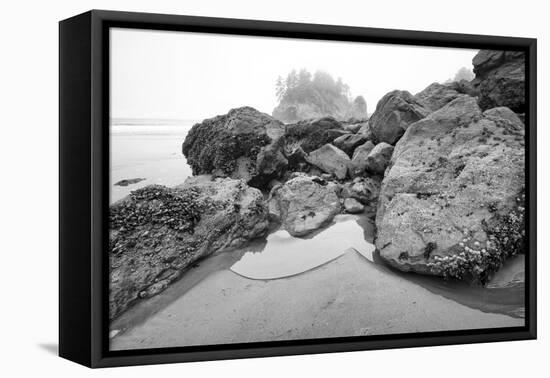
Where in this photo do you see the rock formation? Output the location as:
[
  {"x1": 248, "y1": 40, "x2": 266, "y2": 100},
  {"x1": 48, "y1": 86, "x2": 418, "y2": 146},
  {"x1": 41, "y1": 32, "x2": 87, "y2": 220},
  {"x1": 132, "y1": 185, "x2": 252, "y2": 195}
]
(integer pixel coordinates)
[
  {"x1": 272, "y1": 69, "x2": 367, "y2": 122},
  {"x1": 306, "y1": 144, "x2": 351, "y2": 180},
  {"x1": 344, "y1": 198, "x2": 365, "y2": 214},
  {"x1": 472, "y1": 50, "x2": 525, "y2": 112},
  {"x1": 283, "y1": 117, "x2": 348, "y2": 153},
  {"x1": 268, "y1": 174, "x2": 341, "y2": 236},
  {"x1": 414, "y1": 82, "x2": 462, "y2": 112},
  {"x1": 369, "y1": 90, "x2": 430, "y2": 145},
  {"x1": 182, "y1": 107, "x2": 287, "y2": 188},
  {"x1": 333, "y1": 133, "x2": 369, "y2": 156},
  {"x1": 375, "y1": 96, "x2": 525, "y2": 283},
  {"x1": 110, "y1": 47, "x2": 528, "y2": 324},
  {"x1": 350, "y1": 141, "x2": 376, "y2": 177},
  {"x1": 340, "y1": 176, "x2": 381, "y2": 206},
  {"x1": 109, "y1": 177, "x2": 269, "y2": 319},
  {"x1": 364, "y1": 142, "x2": 394, "y2": 175}
]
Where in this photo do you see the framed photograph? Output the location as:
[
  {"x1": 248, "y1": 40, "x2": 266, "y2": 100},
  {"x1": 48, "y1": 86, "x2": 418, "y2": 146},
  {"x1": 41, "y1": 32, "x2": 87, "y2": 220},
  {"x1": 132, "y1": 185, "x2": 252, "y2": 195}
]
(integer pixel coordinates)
[{"x1": 59, "y1": 10, "x2": 536, "y2": 368}]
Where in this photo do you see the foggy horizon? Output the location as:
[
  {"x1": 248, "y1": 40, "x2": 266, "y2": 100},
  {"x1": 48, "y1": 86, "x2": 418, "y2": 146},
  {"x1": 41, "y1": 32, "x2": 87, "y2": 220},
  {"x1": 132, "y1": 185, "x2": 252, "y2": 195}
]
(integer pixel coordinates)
[{"x1": 110, "y1": 28, "x2": 478, "y2": 121}]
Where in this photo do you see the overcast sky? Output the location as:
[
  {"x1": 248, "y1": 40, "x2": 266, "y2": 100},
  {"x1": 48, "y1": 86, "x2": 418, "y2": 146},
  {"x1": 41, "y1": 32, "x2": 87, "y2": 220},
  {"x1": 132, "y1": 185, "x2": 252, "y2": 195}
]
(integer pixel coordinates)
[{"x1": 110, "y1": 28, "x2": 478, "y2": 121}]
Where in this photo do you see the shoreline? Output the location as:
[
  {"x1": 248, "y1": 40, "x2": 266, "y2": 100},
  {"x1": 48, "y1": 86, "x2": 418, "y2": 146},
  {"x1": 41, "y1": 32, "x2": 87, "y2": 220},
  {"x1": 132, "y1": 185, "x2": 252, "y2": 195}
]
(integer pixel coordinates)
[{"x1": 110, "y1": 248, "x2": 522, "y2": 350}]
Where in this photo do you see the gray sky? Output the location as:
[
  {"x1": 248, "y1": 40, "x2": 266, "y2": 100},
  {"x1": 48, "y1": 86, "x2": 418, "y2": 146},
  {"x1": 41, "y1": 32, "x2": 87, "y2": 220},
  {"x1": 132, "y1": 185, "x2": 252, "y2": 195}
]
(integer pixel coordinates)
[{"x1": 110, "y1": 28, "x2": 478, "y2": 120}]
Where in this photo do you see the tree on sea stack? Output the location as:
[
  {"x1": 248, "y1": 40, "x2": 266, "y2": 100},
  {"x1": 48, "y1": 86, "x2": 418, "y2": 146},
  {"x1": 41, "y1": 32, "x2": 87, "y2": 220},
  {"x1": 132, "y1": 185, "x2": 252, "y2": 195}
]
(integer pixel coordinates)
[{"x1": 272, "y1": 69, "x2": 368, "y2": 123}]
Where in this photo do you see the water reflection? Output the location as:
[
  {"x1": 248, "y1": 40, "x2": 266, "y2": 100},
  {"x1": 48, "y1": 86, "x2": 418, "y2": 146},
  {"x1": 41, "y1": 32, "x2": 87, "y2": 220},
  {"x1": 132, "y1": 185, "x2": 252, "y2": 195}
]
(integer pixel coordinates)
[
  {"x1": 371, "y1": 251, "x2": 525, "y2": 319},
  {"x1": 231, "y1": 214, "x2": 376, "y2": 280}
]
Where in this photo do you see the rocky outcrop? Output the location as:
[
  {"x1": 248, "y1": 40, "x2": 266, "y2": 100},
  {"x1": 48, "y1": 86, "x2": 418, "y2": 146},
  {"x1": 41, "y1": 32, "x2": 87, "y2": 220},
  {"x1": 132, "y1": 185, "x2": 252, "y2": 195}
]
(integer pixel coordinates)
[
  {"x1": 472, "y1": 50, "x2": 525, "y2": 112},
  {"x1": 115, "y1": 178, "x2": 146, "y2": 187},
  {"x1": 182, "y1": 107, "x2": 287, "y2": 188},
  {"x1": 415, "y1": 83, "x2": 462, "y2": 112},
  {"x1": 375, "y1": 96, "x2": 525, "y2": 283},
  {"x1": 350, "y1": 141, "x2": 375, "y2": 177},
  {"x1": 268, "y1": 175, "x2": 341, "y2": 236},
  {"x1": 109, "y1": 177, "x2": 269, "y2": 319},
  {"x1": 306, "y1": 144, "x2": 351, "y2": 180},
  {"x1": 364, "y1": 142, "x2": 394, "y2": 175},
  {"x1": 273, "y1": 98, "x2": 366, "y2": 123},
  {"x1": 369, "y1": 90, "x2": 430, "y2": 145},
  {"x1": 284, "y1": 117, "x2": 348, "y2": 153},
  {"x1": 333, "y1": 134, "x2": 369, "y2": 156}
]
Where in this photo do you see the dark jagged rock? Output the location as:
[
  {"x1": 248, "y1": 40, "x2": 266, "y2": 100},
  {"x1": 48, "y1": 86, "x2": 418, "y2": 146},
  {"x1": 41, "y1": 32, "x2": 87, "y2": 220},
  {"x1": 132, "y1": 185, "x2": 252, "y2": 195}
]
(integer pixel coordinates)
[
  {"x1": 285, "y1": 145, "x2": 309, "y2": 172},
  {"x1": 472, "y1": 50, "x2": 525, "y2": 112},
  {"x1": 369, "y1": 90, "x2": 430, "y2": 145},
  {"x1": 114, "y1": 178, "x2": 146, "y2": 187},
  {"x1": 109, "y1": 178, "x2": 269, "y2": 319},
  {"x1": 284, "y1": 117, "x2": 348, "y2": 153},
  {"x1": 333, "y1": 133, "x2": 369, "y2": 156},
  {"x1": 375, "y1": 96, "x2": 525, "y2": 281},
  {"x1": 181, "y1": 107, "x2": 287, "y2": 188}
]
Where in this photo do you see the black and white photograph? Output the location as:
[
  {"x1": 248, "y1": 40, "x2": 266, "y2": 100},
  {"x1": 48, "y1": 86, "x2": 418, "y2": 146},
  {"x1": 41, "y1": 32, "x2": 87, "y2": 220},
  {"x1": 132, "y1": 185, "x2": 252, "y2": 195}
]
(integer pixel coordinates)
[
  {"x1": 3, "y1": 0, "x2": 548, "y2": 374},
  {"x1": 107, "y1": 28, "x2": 527, "y2": 351}
]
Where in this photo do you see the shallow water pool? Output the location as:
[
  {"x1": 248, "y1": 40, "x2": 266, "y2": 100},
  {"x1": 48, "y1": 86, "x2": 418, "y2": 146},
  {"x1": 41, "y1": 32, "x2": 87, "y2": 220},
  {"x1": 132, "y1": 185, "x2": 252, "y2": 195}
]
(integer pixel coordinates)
[{"x1": 231, "y1": 214, "x2": 376, "y2": 280}]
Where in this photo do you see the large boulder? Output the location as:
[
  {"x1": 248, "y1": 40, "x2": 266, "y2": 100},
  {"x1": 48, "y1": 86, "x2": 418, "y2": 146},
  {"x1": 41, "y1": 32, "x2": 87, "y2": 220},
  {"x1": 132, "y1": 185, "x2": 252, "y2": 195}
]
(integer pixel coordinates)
[
  {"x1": 306, "y1": 144, "x2": 351, "y2": 180},
  {"x1": 375, "y1": 96, "x2": 525, "y2": 283},
  {"x1": 350, "y1": 140, "x2": 376, "y2": 177},
  {"x1": 268, "y1": 175, "x2": 341, "y2": 236},
  {"x1": 284, "y1": 117, "x2": 348, "y2": 153},
  {"x1": 182, "y1": 107, "x2": 287, "y2": 188},
  {"x1": 415, "y1": 82, "x2": 462, "y2": 112},
  {"x1": 332, "y1": 133, "x2": 369, "y2": 156},
  {"x1": 365, "y1": 142, "x2": 394, "y2": 175},
  {"x1": 109, "y1": 177, "x2": 269, "y2": 319},
  {"x1": 369, "y1": 90, "x2": 430, "y2": 145},
  {"x1": 472, "y1": 50, "x2": 525, "y2": 112},
  {"x1": 272, "y1": 96, "x2": 367, "y2": 123}
]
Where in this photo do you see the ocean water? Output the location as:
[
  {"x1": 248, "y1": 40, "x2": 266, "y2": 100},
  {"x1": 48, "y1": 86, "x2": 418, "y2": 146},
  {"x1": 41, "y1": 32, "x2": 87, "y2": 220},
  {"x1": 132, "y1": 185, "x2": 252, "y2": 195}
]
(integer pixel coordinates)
[{"x1": 109, "y1": 119, "x2": 197, "y2": 204}]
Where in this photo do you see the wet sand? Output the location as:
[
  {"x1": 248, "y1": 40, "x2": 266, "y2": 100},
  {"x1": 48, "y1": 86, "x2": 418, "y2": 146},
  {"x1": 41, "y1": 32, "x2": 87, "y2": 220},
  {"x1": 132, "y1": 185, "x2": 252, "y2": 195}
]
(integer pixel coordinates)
[{"x1": 111, "y1": 249, "x2": 523, "y2": 350}]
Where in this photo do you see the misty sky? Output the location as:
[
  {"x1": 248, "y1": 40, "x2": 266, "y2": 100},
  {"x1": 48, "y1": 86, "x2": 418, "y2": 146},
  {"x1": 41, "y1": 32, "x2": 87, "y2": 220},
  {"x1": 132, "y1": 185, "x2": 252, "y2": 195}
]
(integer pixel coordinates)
[{"x1": 110, "y1": 28, "x2": 478, "y2": 121}]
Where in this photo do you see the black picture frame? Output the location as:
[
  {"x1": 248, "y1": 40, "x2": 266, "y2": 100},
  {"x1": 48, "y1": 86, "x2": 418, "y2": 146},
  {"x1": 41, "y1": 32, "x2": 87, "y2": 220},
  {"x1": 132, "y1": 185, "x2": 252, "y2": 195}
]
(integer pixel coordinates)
[{"x1": 59, "y1": 9, "x2": 537, "y2": 368}]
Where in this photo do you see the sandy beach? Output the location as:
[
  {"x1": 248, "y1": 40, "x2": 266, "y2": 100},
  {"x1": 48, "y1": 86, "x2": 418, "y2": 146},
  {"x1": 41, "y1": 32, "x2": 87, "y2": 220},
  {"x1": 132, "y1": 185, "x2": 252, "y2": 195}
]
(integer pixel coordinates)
[{"x1": 111, "y1": 248, "x2": 522, "y2": 350}]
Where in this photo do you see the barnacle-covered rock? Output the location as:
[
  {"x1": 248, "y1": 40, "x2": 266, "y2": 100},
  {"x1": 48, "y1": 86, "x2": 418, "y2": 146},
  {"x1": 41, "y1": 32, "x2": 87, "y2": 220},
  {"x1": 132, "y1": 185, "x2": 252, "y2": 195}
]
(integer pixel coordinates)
[
  {"x1": 181, "y1": 107, "x2": 287, "y2": 188},
  {"x1": 375, "y1": 96, "x2": 525, "y2": 281},
  {"x1": 109, "y1": 177, "x2": 269, "y2": 319}
]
